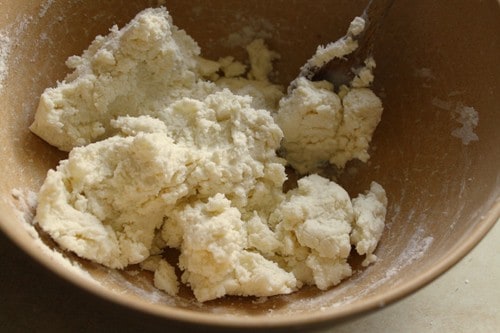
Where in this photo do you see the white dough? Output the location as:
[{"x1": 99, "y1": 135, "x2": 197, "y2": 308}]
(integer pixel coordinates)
[{"x1": 32, "y1": 8, "x2": 388, "y2": 302}]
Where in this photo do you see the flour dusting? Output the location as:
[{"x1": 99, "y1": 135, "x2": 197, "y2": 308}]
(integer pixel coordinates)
[
  {"x1": 222, "y1": 18, "x2": 274, "y2": 48},
  {"x1": 432, "y1": 97, "x2": 479, "y2": 145},
  {"x1": 0, "y1": 12, "x2": 39, "y2": 94},
  {"x1": 0, "y1": 32, "x2": 12, "y2": 92},
  {"x1": 382, "y1": 226, "x2": 434, "y2": 283},
  {"x1": 10, "y1": 188, "x2": 38, "y2": 225},
  {"x1": 450, "y1": 103, "x2": 479, "y2": 145},
  {"x1": 38, "y1": 0, "x2": 55, "y2": 18},
  {"x1": 414, "y1": 67, "x2": 436, "y2": 81},
  {"x1": 8, "y1": 189, "x2": 97, "y2": 284}
]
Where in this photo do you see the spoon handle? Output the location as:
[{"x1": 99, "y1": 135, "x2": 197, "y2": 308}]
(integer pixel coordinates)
[
  {"x1": 311, "y1": 0, "x2": 395, "y2": 87},
  {"x1": 357, "y1": 0, "x2": 396, "y2": 58}
]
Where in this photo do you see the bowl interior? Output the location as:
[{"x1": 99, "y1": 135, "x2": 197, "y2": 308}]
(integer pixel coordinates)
[{"x1": 1, "y1": 0, "x2": 499, "y2": 328}]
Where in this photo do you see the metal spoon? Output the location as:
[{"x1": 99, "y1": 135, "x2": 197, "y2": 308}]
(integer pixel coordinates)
[{"x1": 306, "y1": 0, "x2": 395, "y2": 89}]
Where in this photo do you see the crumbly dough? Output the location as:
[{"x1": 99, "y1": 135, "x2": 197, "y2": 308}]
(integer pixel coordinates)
[
  {"x1": 36, "y1": 90, "x2": 286, "y2": 269},
  {"x1": 32, "y1": 7, "x2": 388, "y2": 302},
  {"x1": 29, "y1": 8, "x2": 282, "y2": 151},
  {"x1": 276, "y1": 77, "x2": 383, "y2": 173}
]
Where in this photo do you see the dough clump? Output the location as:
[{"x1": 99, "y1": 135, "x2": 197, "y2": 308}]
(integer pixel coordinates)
[
  {"x1": 32, "y1": 8, "x2": 387, "y2": 302},
  {"x1": 276, "y1": 15, "x2": 382, "y2": 173}
]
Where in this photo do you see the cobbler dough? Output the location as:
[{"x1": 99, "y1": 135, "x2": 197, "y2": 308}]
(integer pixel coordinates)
[{"x1": 32, "y1": 7, "x2": 387, "y2": 302}]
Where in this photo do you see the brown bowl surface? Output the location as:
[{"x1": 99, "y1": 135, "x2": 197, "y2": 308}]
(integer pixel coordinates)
[{"x1": 0, "y1": 0, "x2": 499, "y2": 330}]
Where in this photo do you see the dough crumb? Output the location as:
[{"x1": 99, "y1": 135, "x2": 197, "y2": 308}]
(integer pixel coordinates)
[{"x1": 154, "y1": 259, "x2": 180, "y2": 297}]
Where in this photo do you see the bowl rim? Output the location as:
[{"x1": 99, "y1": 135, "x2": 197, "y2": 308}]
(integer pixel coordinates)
[{"x1": 1, "y1": 198, "x2": 498, "y2": 329}]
